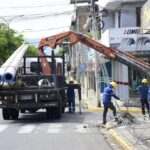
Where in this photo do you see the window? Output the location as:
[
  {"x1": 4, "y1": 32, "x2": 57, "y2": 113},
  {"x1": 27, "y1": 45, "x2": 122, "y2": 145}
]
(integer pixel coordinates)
[
  {"x1": 118, "y1": 11, "x2": 121, "y2": 28},
  {"x1": 136, "y1": 7, "x2": 141, "y2": 27}
]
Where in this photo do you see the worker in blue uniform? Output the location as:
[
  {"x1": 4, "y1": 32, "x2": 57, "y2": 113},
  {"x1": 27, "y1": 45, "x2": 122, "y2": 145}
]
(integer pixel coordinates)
[
  {"x1": 66, "y1": 77, "x2": 79, "y2": 113},
  {"x1": 102, "y1": 81, "x2": 120, "y2": 125},
  {"x1": 148, "y1": 87, "x2": 150, "y2": 118},
  {"x1": 136, "y1": 78, "x2": 149, "y2": 118},
  {"x1": 148, "y1": 87, "x2": 150, "y2": 101}
]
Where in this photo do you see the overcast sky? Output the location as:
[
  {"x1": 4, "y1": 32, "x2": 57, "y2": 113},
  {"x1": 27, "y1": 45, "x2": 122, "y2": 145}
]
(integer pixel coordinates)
[
  {"x1": 0, "y1": 0, "x2": 105, "y2": 39},
  {"x1": 0, "y1": 0, "x2": 74, "y2": 39}
]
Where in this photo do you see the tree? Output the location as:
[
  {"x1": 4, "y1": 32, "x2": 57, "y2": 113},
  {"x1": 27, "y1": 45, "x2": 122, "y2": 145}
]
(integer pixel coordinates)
[
  {"x1": 55, "y1": 37, "x2": 70, "y2": 56},
  {"x1": 25, "y1": 45, "x2": 38, "y2": 56},
  {"x1": 0, "y1": 22, "x2": 38, "y2": 64}
]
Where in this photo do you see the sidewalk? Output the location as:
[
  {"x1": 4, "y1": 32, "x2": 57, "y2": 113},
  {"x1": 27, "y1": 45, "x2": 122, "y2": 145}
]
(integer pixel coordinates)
[{"x1": 81, "y1": 90, "x2": 150, "y2": 150}]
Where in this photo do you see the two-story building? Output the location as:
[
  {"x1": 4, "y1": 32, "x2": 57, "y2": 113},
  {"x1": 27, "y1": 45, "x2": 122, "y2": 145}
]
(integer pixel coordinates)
[{"x1": 99, "y1": 0, "x2": 150, "y2": 100}]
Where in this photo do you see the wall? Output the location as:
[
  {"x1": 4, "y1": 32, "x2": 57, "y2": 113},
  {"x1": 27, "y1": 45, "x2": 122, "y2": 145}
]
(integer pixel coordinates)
[
  {"x1": 101, "y1": 12, "x2": 114, "y2": 33},
  {"x1": 141, "y1": 0, "x2": 150, "y2": 32}
]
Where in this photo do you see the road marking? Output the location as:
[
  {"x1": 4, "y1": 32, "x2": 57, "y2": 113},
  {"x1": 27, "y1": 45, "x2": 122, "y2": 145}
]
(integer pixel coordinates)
[
  {"x1": 18, "y1": 125, "x2": 36, "y2": 134},
  {"x1": 47, "y1": 124, "x2": 62, "y2": 133},
  {"x1": 0, "y1": 125, "x2": 8, "y2": 133}
]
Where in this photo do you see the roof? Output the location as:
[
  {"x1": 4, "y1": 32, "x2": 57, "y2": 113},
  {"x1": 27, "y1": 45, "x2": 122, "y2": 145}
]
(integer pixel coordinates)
[{"x1": 70, "y1": 0, "x2": 98, "y2": 4}]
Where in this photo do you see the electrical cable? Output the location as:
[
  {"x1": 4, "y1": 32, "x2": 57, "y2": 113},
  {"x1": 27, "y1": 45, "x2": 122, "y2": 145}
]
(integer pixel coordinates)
[
  {"x1": 22, "y1": 26, "x2": 70, "y2": 33},
  {"x1": 0, "y1": 10, "x2": 74, "y2": 18},
  {"x1": 0, "y1": 3, "x2": 71, "y2": 9}
]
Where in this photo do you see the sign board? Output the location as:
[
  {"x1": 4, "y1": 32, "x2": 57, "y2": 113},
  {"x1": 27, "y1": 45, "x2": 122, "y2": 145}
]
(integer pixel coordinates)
[
  {"x1": 87, "y1": 48, "x2": 95, "y2": 61},
  {"x1": 108, "y1": 27, "x2": 150, "y2": 44},
  {"x1": 86, "y1": 61, "x2": 92, "y2": 70},
  {"x1": 101, "y1": 27, "x2": 150, "y2": 51},
  {"x1": 85, "y1": 60, "x2": 95, "y2": 71},
  {"x1": 79, "y1": 64, "x2": 86, "y2": 72}
]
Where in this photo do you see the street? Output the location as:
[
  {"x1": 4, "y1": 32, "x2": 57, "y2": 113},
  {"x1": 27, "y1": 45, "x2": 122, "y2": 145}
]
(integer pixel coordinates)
[{"x1": 0, "y1": 109, "x2": 116, "y2": 150}]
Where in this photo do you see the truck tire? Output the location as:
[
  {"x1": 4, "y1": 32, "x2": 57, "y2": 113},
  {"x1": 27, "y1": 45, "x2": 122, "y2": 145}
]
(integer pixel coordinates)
[
  {"x1": 62, "y1": 106, "x2": 65, "y2": 113},
  {"x1": 46, "y1": 108, "x2": 54, "y2": 119},
  {"x1": 20, "y1": 109, "x2": 26, "y2": 113},
  {"x1": 29, "y1": 109, "x2": 37, "y2": 113},
  {"x1": 11, "y1": 109, "x2": 19, "y2": 120},
  {"x1": 55, "y1": 106, "x2": 62, "y2": 119},
  {"x1": 2, "y1": 108, "x2": 11, "y2": 120}
]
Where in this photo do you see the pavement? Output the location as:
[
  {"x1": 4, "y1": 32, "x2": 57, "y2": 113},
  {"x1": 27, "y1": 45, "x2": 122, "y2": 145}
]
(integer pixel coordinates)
[{"x1": 81, "y1": 89, "x2": 150, "y2": 150}]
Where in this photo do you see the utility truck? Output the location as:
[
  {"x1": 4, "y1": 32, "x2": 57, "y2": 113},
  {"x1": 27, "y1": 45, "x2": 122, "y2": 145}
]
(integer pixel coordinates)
[{"x1": 0, "y1": 53, "x2": 67, "y2": 120}]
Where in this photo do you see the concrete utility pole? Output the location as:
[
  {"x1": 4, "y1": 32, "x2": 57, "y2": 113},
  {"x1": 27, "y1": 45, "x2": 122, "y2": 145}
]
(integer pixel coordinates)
[{"x1": 91, "y1": 0, "x2": 101, "y2": 107}]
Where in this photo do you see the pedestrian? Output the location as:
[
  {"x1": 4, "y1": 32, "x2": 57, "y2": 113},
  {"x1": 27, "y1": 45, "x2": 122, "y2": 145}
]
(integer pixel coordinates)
[
  {"x1": 66, "y1": 77, "x2": 79, "y2": 113},
  {"x1": 136, "y1": 78, "x2": 149, "y2": 118},
  {"x1": 102, "y1": 81, "x2": 120, "y2": 125}
]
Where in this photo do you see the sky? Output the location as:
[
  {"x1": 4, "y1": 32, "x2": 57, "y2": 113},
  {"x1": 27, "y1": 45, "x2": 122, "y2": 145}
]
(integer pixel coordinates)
[
  {"x1": 0, "y1": 0, "x2": 75, "y2": 39},
  {"x1": 0, "y1": 0, "x2": 105, "y2": 40}
]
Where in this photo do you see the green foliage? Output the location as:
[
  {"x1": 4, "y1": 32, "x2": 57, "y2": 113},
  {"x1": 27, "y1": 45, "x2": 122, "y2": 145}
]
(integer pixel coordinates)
[
  {"x1": 55, "y1": 46, "x2": 69, "y2": 56},
  {"x1": 0, "y1": 23, "x2": 38, "y2": 64},
  {"x1": 87, "y1": 32, "x2": 93, "y2": 38},
  {"x1": 55, "y1": 37, "x2": 70, "y2": 56},
  {"x1": 25, "y1": 45, "x2": 38, "y2": 56}
]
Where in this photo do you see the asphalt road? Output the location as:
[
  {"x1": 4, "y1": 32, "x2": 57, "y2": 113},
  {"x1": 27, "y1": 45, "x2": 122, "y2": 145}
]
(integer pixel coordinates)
[{"x1": 0, "y1": 109, "x2": 114, "y2": 150}]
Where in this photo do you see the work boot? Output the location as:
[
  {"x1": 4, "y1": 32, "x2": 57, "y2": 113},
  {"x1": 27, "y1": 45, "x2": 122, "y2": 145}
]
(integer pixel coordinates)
[
  {"x1": 115, "y1": 117, "x2": 122, "y2": 124},
  {"x1": 143, "y1": 115, "x2": 146, "y2": 120},
  {"x1": 67, "y1": 109, "x2": 72, "y2": 113},
  {"x1": 103, "y1": 121, "x2": 107, "y2": 125},
  {"x1": 114, "y1": 116, "x2": 119, "y2": 122}
]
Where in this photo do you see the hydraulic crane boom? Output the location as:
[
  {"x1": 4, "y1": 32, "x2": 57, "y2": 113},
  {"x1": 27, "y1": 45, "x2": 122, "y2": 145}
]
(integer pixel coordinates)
[{"x1": 38, "y1": 31, "x2": 150, "y2": 76}]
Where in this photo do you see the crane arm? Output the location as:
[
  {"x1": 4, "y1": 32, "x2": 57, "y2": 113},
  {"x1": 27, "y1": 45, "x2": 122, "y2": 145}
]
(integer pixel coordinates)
[{"x1": 38, "y1": 31, "x2": 150, "y2": 76}]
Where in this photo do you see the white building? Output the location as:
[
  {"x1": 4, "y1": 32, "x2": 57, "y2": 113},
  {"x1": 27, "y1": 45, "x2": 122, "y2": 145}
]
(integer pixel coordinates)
[{"x1": 98, "y1": 0, "x2": 149, "y2": 100}]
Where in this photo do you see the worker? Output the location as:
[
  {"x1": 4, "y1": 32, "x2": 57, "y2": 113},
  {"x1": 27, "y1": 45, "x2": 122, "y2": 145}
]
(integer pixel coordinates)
[
  {"x1": 148, "y1": 87, "x2": 150, "y2": 101},
  {"x1": 148, "y1": 87, "x2": 150, "y2": 118},
  {"x1": 136, "y1": 78, "x2": 149, "y2": 118},
  {"x1": 66, "y1": 77, "x2": 78, "y2": 113},
  {"x1": 102, "y1": 81, "x2": 120, "y2": 125}
]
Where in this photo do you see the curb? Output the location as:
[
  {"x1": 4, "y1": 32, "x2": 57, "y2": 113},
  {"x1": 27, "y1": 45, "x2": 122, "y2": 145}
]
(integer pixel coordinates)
[{"x1": 106, "y1": 123, "x2": 135, "y2": 150}]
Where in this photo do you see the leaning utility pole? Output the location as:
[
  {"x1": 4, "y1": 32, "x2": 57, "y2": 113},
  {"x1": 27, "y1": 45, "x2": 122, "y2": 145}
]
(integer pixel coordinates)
[{"x1": 91, "y1": 0, "x2": 101, "y2": 107}]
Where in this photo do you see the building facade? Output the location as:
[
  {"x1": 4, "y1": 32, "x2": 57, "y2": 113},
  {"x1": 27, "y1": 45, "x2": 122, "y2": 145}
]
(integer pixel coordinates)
[
  {"x1": 99, "y1": 0, "x2": 149, "y2": 100},
  {"x1": 70, "y1": 0, "x2": 150, "y2": 102},
  {"x1": 70, "y1": 2, "x2": 98, "y2": 96}
]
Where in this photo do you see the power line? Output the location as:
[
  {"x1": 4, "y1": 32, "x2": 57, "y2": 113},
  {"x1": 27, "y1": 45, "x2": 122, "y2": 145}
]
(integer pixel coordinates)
[
  {"x1": 0, "y1": 3, "x2": 72, "y2": 9},
  {"x1": 22, "y1": 26, "x2": 70, "y2": 33},
  {"x1": 0, "y1": 10, "x2": 74, "y2": 18},
  {"x1": 0, "y1": 10, "x2": 74, "y2": 23}
]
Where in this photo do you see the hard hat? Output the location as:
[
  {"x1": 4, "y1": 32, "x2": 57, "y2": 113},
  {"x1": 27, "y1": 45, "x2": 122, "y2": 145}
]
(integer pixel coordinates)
[
  {"x1": 70, "y1": 77, "x2": 74, "y2": 82},
  {"x1": 141, "y1": 78, "x2": 148, "y2": 84},
  {"x1": 110, "y1": 81, "x2": 117, "y2": 88}
]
